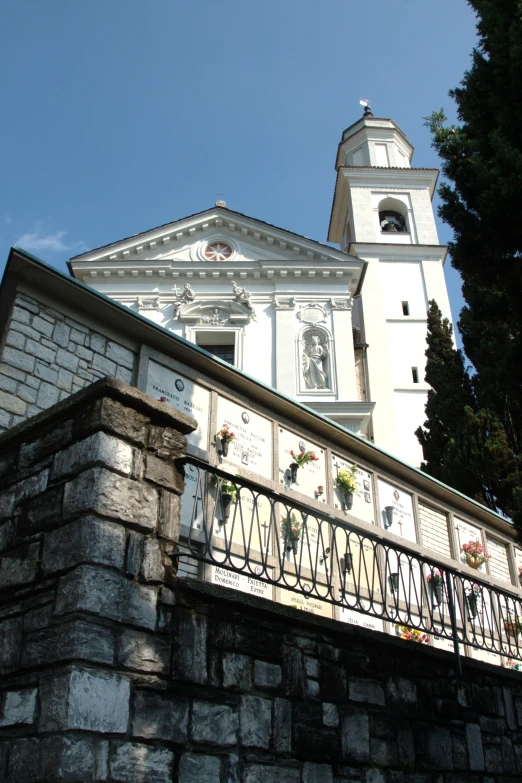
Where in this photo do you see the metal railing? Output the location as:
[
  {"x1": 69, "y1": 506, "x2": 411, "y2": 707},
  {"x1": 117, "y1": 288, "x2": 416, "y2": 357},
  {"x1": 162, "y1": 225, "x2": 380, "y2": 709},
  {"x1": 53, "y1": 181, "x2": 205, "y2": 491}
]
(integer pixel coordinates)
[{"x1": 178, "y1": 458, "x2": 522, "y2": 671}]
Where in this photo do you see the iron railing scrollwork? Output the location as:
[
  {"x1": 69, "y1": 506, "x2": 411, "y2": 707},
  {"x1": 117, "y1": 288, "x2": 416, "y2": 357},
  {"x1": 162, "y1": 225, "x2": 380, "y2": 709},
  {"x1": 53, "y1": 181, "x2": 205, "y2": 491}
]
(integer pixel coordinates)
[{"x1": 178, "y1": 458, "x2": 522, "y2": 668}]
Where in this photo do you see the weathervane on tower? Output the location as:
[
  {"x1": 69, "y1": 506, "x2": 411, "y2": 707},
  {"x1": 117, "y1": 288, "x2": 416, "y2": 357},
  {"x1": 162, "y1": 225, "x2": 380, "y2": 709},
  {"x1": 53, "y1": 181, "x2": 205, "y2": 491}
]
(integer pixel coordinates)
[{"x1": 360, "y1": 98, "x2": 373, "y2": 118}]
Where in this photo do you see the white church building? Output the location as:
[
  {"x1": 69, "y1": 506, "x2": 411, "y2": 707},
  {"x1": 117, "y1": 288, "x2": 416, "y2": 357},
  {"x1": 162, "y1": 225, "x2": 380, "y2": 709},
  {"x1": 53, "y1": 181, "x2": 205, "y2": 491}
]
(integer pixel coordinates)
[{"x1": 68, "y1": 109, "x2": 453, "y2": 467}]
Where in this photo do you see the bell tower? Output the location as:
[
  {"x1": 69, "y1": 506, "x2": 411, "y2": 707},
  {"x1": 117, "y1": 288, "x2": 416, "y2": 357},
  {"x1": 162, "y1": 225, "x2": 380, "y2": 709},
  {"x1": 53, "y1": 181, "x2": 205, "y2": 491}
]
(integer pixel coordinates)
[{"x1": 328, "y1": 106, "x2": 453, "y2": 467}]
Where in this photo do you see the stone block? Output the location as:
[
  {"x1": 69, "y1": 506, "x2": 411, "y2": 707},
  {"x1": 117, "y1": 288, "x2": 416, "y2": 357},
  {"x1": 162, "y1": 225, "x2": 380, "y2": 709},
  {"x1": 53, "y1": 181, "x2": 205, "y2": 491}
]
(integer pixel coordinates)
[
  {"x1": 2, "y1": 346, "x2": 35, "y2": 373},
  {"x1": 17, "y1": 383, "x2": 38, "y2": 403},
  {"x1": 0, "y1": 389, "x2": 26, "y2": 415},
  {"x1": 466, "y1": 722, "x2": 485, "y2": 770},
  {"x1": 306, "y1": 678, "x2": 320, "y2": 697},
  {"x1": 148, "y1": 425, "x2": 187, "y2": 459},
  {"x1": 387, "y1": 676, "x2": 417, "y2": 704},
  {"x1": 323, "y1": 702, "x2": 339, "y2": 727},
  {"x1": 365, "y1": 771, "x2": 386, "y2": 783},
  {"x1": 304, "y1": 655, "x2": 320, "y2": 678},
  {"x1": 0, "y1": 541, "x2": 40, "y2": 588},
  {"x1": 55, "y1": 564, "x2": 158, "y2": 630},
  {"x1": 179, "y1": 753, "x2": 221, "y2": 783},
  {"x1": 19, "y1": 420, "x2": 73, "y2": 466},
  {"x1": 145, "y1": 452, "x2": 183, "y2": 492},
  {"x1": 0, "y1": 369, "x2": 19, "y2": 391},
  {"x1": 13, "y1": 469, "x2": 49, "y2": 502},
  {"x1": 93, "y1": 352, "x2": 117, "y2": 376},
  {"x1": 0, "y1": 489, "x2": 15, "y2": 519},
  {"x1": 244, "y1": 765, "x2": 299, "y2": 783},
  {"x1": 349, "y1": 676, "x2": 385, "y2": 705},
  {"x1": 484, "y1": 745, "x2": 503, "y2": 774},
  {"x1": 106, "y1": 341, "x2": 135, "y2": 369},
  {"x1": 76, "y1": 344, "x2": 94, "y2": 361},
  {"x1": 22, "y1": 618, "x2": 115, "y2": 667},
  {"x1": 34, "y1": 361, "x2": 58, "y2": 384},
  {"x1": 116, "y1": 365, "x2": 133, "y2": 384},
  {"x1": 140, "y1": 538, "x2": 165, "y2": 582},
  {"x1": 25, "y1": 486, "x2": 63, "y2": 532},
  {"x1": 0, "y1": 688, "x2": 37, "y2": 727},
  {"x1": 303, "y1": 762, "x2": 333, "y2": 783},
  {"x1": 53, "y1": 431, "x2": 133, "y2": 479},
  {"x1": 254, "y1": 660, "x2": 282, "y2": 689},
  {"x1": 371, "y1": 738, "x2": 398, "y2": 767},
  {"x1": 76, "y1": 396, "x2": 149, "y2": 446},
  {"x1": 39, "y1": 667, "x2": 130, "y2": 733},
  {"x1": 36, "y1": 381, "x2": 60, "y2": 409},
  {"x1": 133, "y1": 690, "x2": 188, "y2": 741},
  {"x1": 125, "y1": 530, "x2": 144, "y2": 576},
  {"x1": 282, "y1": 644, "x2": 305, "y2": 697},
  {"x1": 57, "y1": 367, "x2": 73, "y2": 391},
  {"x1": 42, "y1": 515, "x2": 126, "y2": 573},
  {"x1": 158, "y1": 489, "x2": 181, "y2": 541},
  {"x1": 32, "y1": 315, "x2": 54, "y2": 336},
  {"x1": 10, "y1": 736, "x2": 95, "y2": 783},
  {"x1": 342, "y1": 711, "x2": 370, "y2": 762},
  {"x1": 274, "y1": 698, "x2": 292, "y2": 753},
  {"x1": 0, "y1": 361, "x2": 26, "y2": 381},
  {"x1": 52, "y1": 321, "x2": 71, "y2": 347},
  {"x1": 63, "y1": 467, "x2": 158, "y2": 531},
  {"x1": 223, "y1": 652, "x2": 253, "y2": 690},
  {"x1": 191, "y1": 701, "x2": 239, "y2": 746},
  {"x1": 240, "y1": 695, "x2": 272, "y2": 748},
  {"x1": 11, "y1": 305, "x2": 31, "y2": 324},
  {"x1": 175, "y1": 611, "x2": 208, "y2": 683},
  {"x1": 118, "y1": 628, "x2": 170, "y2": 673},
  {"x1": 89, "y1": 333, "x2": 107, "y2": 355},
  {"x1": 110, "y1": 742, "x2": 173, "y2": 783},
  {"x1": 0, "y1": 616, "x2": 22, "y2": 673},
  {"x1": 26, "y1": 339, "x2": 56, "y2": 364},
  {"x1": 69, "y1": 327, "x2": 86, "y2": 344},
  {"x1": 56, "y1": 348, "x2": 80, "y2": 373}
]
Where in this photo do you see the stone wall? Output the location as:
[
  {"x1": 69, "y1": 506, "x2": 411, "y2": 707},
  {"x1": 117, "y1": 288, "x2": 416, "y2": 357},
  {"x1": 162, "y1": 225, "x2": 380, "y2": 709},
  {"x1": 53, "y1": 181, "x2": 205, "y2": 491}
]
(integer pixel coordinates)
[
  {"x1": 2, "y1": 379, "x2": 522, "y2": 782},
  {"x1": 0, "y1": 292, "x2": 136, "y2": 433}
]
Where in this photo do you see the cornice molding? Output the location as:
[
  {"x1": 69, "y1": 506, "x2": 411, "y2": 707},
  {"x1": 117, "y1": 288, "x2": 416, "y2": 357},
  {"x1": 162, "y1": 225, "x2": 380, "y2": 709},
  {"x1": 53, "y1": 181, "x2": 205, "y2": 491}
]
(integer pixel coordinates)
[{"x1": 349, "y1": 242, "x2": 448, "y2": 264}]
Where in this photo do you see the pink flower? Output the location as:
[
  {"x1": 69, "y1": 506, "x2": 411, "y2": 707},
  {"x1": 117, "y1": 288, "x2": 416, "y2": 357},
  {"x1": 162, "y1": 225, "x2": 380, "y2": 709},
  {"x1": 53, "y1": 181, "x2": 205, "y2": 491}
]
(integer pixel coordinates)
[{"x1": 159, "y1": 396, "x2": 167, "y2": 402}]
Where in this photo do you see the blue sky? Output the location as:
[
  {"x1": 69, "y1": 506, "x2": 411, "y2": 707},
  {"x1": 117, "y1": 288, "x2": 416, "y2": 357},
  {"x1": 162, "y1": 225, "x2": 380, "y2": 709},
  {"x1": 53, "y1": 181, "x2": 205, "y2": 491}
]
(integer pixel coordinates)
[{"x1": 0, "y1": 0, "x2": 478, "y2": 347}]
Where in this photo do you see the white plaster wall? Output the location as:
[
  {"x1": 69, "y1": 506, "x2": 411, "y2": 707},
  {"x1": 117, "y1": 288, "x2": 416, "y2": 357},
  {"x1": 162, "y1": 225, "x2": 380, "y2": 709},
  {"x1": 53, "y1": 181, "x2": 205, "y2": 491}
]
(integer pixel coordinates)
[
  {"x1": 350, "y1": 188, "x2": 377, "y2": 243},
  {"x1": 421, "y1": 259, "x2": 454, "y2": 329},
  {"x1": 393, "y1": 391, "x2": 427, "y2": 466},
  {"x1": 409, "y1": 190, "x2": 439, "y2": 244},
  {"x1": 386, "y1": 322, "x2": 428, "y2": 387},
  {"x1": 379, "y1": 261, "x2": 427, "y2": 319},
  {"x1": 241, "y1": 303, "x2": 274, "y2": 384}
]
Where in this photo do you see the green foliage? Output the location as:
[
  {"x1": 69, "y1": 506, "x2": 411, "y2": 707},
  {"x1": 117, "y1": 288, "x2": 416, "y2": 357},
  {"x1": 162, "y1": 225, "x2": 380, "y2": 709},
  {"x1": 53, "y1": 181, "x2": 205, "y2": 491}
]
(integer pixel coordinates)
[{"x1": 420, "y1": 0, "x2": 522, "y2": 531}]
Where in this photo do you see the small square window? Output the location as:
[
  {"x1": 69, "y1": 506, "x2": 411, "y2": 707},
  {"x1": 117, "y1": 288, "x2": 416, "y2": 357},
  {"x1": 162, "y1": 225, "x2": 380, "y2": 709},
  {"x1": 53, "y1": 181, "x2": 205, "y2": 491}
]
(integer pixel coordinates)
[
  {"x1": 402, "y1": 301, "x2": 410, "y2": 316},
  {"x1": 412, "y1": 367, "x2": 419, "y2": 383}
]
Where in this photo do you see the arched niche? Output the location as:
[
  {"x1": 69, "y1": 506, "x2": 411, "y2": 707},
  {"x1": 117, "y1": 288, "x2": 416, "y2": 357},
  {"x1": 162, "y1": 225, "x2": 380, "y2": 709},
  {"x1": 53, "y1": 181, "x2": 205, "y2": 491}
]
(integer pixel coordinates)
[
  {"x1": 378, "y1": 197, "x2": 409, "y2": 234},
  {"x1": 296, "y1": 325, "x2": 336, "y2": 395}
]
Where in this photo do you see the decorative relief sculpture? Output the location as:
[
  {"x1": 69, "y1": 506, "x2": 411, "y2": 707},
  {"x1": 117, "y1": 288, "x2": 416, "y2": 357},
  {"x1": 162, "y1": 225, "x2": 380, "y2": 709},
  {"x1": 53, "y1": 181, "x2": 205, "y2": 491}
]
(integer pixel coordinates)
[
  {"x1": 302, "y1": 330, "x2": 329, "y2": 389},
  {"x1": 330, "y1": 298, "x2": 352, "y2": 311},
  {"x1": 136, "y1": 296, "x2": 161, "y2": 310},
  {"x1": 273, "y1": 297, "x2": 295, "y2": 310},
  {"x1": 231, "y1": 281, "x2": 255, "y2": 318},
  {"x1": 297, "y1": 303, "x2": 327, "y2": 325}
]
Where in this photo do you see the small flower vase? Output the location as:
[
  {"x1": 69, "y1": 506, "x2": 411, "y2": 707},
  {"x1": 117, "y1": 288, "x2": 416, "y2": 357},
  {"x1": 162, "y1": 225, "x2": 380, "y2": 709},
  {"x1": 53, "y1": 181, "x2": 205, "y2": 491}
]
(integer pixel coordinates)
[
  {"x1": 343, "y1": 492, "x2": 354, "y2": 511},
  {"x1": 432, "y1": 582, "x2": 443, "y2": 605},
  {"x1": 466, "y1": 592, "x2": 479, "y2": 619},
  {"x1": 289, "y1": 463, "x2": 299, "y2": 483},
  {"x1": 221, "y1": 493, "x2": 233, "y2": 521},
  {"x1": 221, "y1": 439, "x2": 230, "y2": 457},
  {"x1": 289, "y1": 539, "x2": 299, "y2": 555},
  {"x1": 465, "y1": 554, "x2": 482, "y2": 570},
  {"x1": 384, "y1": 505, "x2": 395, "y2": 528}
]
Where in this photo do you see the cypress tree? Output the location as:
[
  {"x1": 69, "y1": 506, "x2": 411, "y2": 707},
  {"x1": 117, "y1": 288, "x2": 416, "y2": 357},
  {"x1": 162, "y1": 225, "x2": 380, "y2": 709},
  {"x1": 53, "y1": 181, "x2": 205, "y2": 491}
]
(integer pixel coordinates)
[{"x1": 420, "y1": 0, "x2": 522, "y2": 529}]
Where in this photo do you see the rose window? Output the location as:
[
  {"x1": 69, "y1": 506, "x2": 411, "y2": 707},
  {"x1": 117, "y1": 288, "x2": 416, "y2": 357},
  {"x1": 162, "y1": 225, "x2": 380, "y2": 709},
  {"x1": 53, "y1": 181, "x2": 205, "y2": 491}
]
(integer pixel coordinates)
[{"x1": 204, "y1": 242, "x2": 233, "y2": 261}]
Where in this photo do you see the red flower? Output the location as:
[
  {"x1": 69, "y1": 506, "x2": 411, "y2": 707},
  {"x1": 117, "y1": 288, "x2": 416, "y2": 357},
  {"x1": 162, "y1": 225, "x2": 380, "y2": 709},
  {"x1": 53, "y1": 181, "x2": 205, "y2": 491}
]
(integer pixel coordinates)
[
  {"x1": 290, "y1": 450, "x2": 294, "y2": 456},
  {"x1": 159, "y1": 396, "x2": 167, "y2": 402}
]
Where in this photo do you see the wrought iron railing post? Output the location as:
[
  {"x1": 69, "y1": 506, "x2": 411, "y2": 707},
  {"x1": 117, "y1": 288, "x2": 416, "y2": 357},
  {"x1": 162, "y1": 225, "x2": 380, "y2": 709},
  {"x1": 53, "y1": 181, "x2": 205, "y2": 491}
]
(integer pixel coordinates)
[{"x1": 445, "y1": 570, "x2": 462, "y2": 679}]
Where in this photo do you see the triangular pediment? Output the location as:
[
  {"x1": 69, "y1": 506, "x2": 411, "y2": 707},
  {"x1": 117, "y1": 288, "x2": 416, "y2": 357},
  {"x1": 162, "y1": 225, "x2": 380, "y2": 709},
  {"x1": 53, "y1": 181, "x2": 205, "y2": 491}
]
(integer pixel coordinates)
[{"x1": 69, "y1": 206, "x2": 363, "y2": 272}]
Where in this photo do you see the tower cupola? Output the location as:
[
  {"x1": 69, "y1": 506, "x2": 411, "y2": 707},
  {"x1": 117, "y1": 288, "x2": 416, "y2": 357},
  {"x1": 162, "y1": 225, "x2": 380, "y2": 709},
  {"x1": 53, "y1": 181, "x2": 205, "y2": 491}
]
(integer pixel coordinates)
[{"x1": 335, "y1": 113, "x2": 414, "y2": 170}]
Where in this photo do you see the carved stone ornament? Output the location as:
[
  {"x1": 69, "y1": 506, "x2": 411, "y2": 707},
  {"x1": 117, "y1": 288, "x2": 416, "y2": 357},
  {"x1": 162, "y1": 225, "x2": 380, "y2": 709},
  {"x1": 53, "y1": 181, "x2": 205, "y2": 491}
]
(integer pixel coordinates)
[
  {"x1": 137, "y1": 296, "x2": 161, "y2": 310},
  {"x1": 176, "y1": 298, "x2": 255, "y2": 326},
  {"x1": 273, "y1": 297, "x2": 295, "y2": 310},
  {"x1": 330, "y1": 297, "x2": 352, "y2": 311},
  {"x1": 296, "y1": 303, "x2": 327, "y2": 324}
]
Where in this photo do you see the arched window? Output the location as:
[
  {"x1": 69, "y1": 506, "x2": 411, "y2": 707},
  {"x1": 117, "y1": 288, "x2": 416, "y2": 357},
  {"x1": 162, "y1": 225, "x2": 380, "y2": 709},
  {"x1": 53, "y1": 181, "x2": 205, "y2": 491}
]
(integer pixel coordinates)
[{"x1": 378, "y1": 197, "x2": 409, "y2": 233}]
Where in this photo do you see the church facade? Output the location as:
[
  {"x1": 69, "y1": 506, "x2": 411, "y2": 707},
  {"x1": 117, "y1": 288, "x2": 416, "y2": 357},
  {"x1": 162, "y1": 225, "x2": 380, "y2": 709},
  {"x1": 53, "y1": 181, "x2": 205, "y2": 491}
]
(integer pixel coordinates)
[{"x1": 68, "y1": 110, "x2": 452, "y2": 467}]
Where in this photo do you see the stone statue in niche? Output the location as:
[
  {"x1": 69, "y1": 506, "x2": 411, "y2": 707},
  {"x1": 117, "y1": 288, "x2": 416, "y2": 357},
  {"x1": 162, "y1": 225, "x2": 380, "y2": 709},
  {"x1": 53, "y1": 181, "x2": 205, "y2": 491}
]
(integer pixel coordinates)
[{"x1": 302, "y1": 331, "x2": 329, "y2": 389}]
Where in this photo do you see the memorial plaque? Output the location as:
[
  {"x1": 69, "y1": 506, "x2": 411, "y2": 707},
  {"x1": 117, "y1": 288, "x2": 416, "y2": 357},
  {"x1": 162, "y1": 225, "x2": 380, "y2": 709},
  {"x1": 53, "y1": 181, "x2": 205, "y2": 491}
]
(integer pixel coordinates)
[
  {"x1": 432, "y1": 628, "x2": 455, "y2": 653},
  {"x1": 470, "y1": 648, "x2": 501, "y2": 667},
  {"x1": 339, "y1": 606, "x2": 384, "y2": 633},
  {"x1": 455, "y1": 517, "x2": 486, "y2": 573},
  {"x1": 332, "y1": 455, "x2": 374, "y2": 524},
  {"x1": 180, "y1": 462, "x2": 206, "y2": 531},
  {"x1": 279, "y1": 512, "x2": 328, "y2": 574},
  {"x1": 216, "y1": 396, "x2": 272, "y2": 479},
  {"x1": 333, "y1": 530, "x2": 381, "y2": 596},
  {"x1": 210, "y1": 564, "x2": 273, "y2": 600},
  {"x1": 279, "y1": 583, "x2": 332, "y2": 618},
  {"x1": 377, "y1": 479, "x2": 416, "y2": 542},
  {"x1": 278, "y1": 429, "x2": 326, "y2": 501},
  {"x1": 146, "y1": 360, "x2": 210, "y2": 449},
  {"x1": 213, "y1": 488, "x2": 272, "y2": 556}
]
